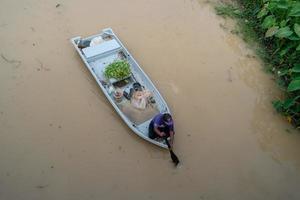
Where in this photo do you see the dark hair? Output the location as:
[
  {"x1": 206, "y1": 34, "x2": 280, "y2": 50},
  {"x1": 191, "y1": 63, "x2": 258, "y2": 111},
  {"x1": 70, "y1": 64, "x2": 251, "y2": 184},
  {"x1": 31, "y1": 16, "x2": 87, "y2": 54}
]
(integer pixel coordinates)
[{"x1": 162, "y1": 113, "x2": 172, "y2": 122}]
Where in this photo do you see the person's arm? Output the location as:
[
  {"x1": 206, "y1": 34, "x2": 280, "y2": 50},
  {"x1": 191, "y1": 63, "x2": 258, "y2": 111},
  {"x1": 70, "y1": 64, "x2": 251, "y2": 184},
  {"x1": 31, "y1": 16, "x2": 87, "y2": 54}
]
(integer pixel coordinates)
[{"x1": 154, "y1": 126, "x2": 166, "y2": 137}]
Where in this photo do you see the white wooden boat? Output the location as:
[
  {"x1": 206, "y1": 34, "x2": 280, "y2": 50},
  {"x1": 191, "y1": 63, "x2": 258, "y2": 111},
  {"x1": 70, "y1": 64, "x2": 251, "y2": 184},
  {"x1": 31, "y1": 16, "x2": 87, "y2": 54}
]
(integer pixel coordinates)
[{"x1": 70, "y1": 28, "x2": 171, "y2": 149}]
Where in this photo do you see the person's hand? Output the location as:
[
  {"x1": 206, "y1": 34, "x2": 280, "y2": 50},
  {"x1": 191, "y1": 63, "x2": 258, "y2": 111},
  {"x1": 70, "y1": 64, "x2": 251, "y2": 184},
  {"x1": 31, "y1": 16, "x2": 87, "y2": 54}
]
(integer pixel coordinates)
[{"x1": 160, "y1": 132, "x2": 166, "y2": 137}]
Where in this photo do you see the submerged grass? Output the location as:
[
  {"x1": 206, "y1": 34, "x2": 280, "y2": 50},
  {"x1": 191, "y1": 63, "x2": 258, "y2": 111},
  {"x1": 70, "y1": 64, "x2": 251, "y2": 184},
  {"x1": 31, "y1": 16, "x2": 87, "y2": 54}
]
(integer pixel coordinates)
[{"x1": 215, "y1": 0, "x2": 300, "y2": 128}]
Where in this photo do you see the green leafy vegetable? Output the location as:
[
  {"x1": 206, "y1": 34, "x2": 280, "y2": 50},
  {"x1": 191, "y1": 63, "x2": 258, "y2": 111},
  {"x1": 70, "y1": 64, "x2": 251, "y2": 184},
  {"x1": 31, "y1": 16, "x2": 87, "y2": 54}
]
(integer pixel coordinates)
[{"x1": 104, "y1": 60, "x2": 131, "y2": 80}]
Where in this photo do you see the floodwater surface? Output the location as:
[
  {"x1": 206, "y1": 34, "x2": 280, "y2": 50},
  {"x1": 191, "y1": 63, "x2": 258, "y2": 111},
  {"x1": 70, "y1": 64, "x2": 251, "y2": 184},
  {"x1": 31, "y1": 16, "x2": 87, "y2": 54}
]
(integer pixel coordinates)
[{"x1": 1, "y1": 0, "x2": 300, "y2": 199}]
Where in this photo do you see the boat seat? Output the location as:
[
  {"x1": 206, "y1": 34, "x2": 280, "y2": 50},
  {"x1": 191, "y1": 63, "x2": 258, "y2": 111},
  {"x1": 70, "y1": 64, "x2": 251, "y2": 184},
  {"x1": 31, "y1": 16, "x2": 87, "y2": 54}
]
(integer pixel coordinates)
[{"x1": 82, "y1": 39, "x2": 121, "y2": 61}]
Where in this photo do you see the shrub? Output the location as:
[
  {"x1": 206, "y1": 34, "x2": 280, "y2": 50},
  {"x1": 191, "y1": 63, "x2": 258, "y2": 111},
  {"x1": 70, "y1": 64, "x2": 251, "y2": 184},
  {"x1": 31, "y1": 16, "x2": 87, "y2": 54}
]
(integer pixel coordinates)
[{"x1": 216, "y1": 0, "x2": 300, "y2": 127}]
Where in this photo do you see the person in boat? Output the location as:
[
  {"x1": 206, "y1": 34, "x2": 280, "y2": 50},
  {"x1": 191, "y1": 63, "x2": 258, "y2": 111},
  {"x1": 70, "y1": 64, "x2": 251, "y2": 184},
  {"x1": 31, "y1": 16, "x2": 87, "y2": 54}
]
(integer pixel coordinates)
[{"x1": 149, "y1": 113, "x2": 175, "y2": 147}]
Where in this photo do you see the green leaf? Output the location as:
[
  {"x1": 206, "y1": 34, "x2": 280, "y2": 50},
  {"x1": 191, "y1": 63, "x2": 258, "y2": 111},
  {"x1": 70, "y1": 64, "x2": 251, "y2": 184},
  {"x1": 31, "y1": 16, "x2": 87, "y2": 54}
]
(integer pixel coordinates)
[
  {"x1": 265, "y1": 26, "x2": 279, "y2": 37},
  {"x1": 257, "y1": 6, "x2": 269, "y2": 18},
  {"x1": 294, "y1": 104, "x2": 300, "y2": 112},
  {"x1": 283, "y1": 95, "x2": 300, "y2": 109},
  {"x1": 268, "y1": 2, "x2": 276, "y2": 11},
  {"x1": 261, "y1": 15, "x2": 276, "y2": 29},
  {"x1": 288, "y1": 35, "x2": 300, "y2": 41},
  {"x1": 273, "y1": 100, "x2": 283, "y2": 111},
  {"x1": 283, "y1": 98, "x2": 295, "y2": 109},
  {"x1": 297, "y1": 43, "x2": 300, "y2": 51},
  {"x1": 289, "y1": 3, "x2": 300, "y2": 16},
  {"x1": 294, "y1": 23, "x2": 300, "y2": 37},
  {"x1": 292, "y1": 76, "x2": 300, "y2": 81},
  {"x1": 291, "y1": 64, "x2": 300, "y2": 72},
  {"x1": 277, "y1": 1, "x2": 289, "y2": 9},
  {"x1": 291, "y1": 73, "x2": 300, "y2": 79},
  {"x1": 275, "y1": 27, "x2": 293, "y2": 38},
  {"x1": 280, "y1": 20, "x2": 289, "y2": 27},
  {"x1": 287, "y1": 80, "x2": 300, "y2": 92},
  {"x1": 293, "y1": 94, "x2": 300, "y2": 100},
  {"x1": 233, "y1": 9, "x2": 242, "y2": 16},
  {"x1": 279, "y1": 47, "x2": 289, "y2": 57}
]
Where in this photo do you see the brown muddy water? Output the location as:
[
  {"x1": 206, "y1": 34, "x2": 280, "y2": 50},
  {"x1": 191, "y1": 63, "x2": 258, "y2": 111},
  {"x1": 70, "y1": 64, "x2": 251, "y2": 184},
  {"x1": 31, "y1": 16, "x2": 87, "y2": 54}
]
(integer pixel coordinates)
[{"x1": 1, "y1": 0, "x2": 300, "y2": 199}]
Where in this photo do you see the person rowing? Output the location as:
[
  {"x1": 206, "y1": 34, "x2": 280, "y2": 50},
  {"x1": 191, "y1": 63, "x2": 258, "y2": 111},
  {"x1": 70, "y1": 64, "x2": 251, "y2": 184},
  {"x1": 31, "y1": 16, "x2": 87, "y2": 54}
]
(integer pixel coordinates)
[{"x1": 149, "y1": 113, "x2": 175, "y2": 148}]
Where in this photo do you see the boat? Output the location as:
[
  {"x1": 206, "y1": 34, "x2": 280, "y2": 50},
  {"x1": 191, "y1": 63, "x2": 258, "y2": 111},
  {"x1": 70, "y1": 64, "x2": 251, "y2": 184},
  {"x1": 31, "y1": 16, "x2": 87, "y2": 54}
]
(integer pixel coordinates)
[{"x1": 70, "y1": 28, "x2": 171, "y2": 149}]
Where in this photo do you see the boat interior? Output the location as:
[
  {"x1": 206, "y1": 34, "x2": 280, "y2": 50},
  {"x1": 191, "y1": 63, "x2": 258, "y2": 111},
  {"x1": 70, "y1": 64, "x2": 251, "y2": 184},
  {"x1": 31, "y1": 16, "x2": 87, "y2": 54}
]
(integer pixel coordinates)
[{"x1": 72, "y1": 32, "x2": 168, "y2": 139}]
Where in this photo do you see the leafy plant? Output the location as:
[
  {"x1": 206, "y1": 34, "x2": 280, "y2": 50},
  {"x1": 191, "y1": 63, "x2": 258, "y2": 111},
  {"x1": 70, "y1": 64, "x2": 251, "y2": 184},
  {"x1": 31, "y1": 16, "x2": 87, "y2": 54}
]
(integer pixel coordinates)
[
  {"x1": 104, "y1": 60, "x2": 131, "y2": 80},
  {"x1": 215, "y1": 0, "x2": 300, "y2": 127}
]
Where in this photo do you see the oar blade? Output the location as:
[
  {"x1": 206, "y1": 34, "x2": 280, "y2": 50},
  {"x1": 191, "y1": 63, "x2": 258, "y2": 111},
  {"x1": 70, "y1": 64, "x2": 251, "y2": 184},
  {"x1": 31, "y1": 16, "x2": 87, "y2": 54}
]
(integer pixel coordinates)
[
  {"x1": 165, "y1": 138, "x2": 180, "y2": 166},
  {"x1": 170, "y1": 150, "x2": 180, "y2": 166}
]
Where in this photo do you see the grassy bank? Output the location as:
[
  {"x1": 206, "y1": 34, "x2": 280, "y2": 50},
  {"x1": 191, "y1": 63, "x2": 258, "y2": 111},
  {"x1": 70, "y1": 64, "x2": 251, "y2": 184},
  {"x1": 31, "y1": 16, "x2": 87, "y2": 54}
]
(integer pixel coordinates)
[{"x1": 215, "y1": 0, "x2": 300, "y2": 128}]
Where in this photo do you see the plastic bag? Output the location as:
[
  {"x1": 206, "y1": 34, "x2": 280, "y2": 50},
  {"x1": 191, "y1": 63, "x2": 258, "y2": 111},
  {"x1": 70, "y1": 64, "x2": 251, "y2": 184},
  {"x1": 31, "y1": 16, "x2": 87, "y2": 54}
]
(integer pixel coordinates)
[
  {"x1": 90, "y1": 36, "x2": 104, "y2": 46},
  {"x1": 131, "y1": 90, "x2": 152, "y2": 110}
]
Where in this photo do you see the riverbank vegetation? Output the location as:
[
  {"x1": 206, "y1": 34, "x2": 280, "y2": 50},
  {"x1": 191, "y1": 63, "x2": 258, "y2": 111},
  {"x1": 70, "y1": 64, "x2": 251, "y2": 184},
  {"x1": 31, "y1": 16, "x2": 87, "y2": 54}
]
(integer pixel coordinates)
[{"x1": 215, "y1": 0, "x2": 300, "y2": 127}]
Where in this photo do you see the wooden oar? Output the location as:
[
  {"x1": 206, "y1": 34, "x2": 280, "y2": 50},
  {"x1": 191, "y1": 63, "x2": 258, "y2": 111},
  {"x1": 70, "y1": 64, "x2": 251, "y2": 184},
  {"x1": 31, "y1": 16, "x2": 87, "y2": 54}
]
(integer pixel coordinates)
[{"x1": 164, "y1": 138, "x2": 180, "y2": 166}]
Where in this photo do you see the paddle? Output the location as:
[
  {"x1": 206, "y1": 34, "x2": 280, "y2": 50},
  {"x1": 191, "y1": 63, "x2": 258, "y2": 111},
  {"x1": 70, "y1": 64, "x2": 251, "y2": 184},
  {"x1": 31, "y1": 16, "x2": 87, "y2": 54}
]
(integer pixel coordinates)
[{"x1": 164, "y1": 138, "x2": 180, "y2": 166}]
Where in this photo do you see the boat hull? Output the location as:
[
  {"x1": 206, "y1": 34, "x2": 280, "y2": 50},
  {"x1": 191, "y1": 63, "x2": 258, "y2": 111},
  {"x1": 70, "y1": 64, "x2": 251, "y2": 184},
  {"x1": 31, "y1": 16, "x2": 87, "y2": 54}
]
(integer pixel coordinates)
[{"x1": 70, "y1": 28, "x2": 171, "y2": 149}]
